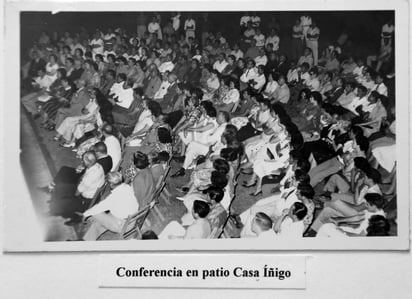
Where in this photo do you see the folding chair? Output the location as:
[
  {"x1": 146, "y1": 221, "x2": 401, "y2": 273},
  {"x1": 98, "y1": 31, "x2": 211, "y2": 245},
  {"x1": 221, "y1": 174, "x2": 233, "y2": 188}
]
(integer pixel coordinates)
[
  {"x1": 97, "y1": 201, "x2": 155, "y2": 240},
  {"x1": 87, "y1": 182, "x2": 109, "y2": 210}
]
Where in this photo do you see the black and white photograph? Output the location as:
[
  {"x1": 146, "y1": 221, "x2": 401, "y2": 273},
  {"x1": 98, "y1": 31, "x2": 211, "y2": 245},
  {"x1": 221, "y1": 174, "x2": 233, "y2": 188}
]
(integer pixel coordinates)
[{"x1": 3, "y1": 1, "x2": 409, "y2": 252}]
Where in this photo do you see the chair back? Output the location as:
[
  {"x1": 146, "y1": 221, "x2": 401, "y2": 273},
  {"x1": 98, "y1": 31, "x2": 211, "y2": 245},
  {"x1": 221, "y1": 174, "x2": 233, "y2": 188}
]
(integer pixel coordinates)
[
  {"x1": 88, "y1": 182, "x2": 109, "y2": 210},
  {"x1": 119, "y1": 201, "x2": 155, "y2": 240}
]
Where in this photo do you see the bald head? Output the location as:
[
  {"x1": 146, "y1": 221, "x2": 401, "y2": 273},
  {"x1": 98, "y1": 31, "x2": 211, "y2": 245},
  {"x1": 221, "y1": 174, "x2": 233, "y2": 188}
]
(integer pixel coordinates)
[{"x1": 83, "y1": 151, "x2": 97, "y2": 167}]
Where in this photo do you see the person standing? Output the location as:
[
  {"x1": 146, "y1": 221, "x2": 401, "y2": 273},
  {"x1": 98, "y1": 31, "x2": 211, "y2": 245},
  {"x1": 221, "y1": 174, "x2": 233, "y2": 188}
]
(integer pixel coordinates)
[
  {"x1": 184, "y1": 14, "x2": 196, "y2": 42},
  {"x1": 306, "y1": 21, "x2": 320, "y2": 66},
  {"x1": 292, "y1": 19, "x2": 304, "y2": 61}
]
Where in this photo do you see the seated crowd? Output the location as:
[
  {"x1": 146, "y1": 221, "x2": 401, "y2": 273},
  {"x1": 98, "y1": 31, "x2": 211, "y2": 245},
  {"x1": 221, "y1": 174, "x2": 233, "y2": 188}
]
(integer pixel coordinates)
[{"x1": 21, "y1": 13, "x2": 396, "y2": 240}]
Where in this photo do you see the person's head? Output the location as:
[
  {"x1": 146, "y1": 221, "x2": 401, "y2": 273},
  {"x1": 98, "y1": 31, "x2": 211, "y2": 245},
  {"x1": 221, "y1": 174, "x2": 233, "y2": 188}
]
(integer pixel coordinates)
[
  {"x1": 251, "y1": 212, "x2": 273, "y2": 234},
  {"x1": 192, "y1": 200, "x2": 210, "y2": 219},
  {"x1": 354, "y1": 157, "x2": 371, "y2": 174},
  {"x1": 102, "y1": 123, "x2": 114, "y2": 136},
  {"x1": 168, "y1": 73, "x2": 178, "y2": 84},
  {"x1": 213, "y1": 158, "x2": 230, "y2": 175},
  {"x1": 106, "y1": 171, "x2": 123, "y2": 189},
  {"x1": 117, "y1": 73, "x2": 127, "y2": 83},
  {"x1": 93, "y1": 141, "x2": 108, "y2": 157},
  {"x1": 368, "y1": 91, "x2": 381, "y2": 105},
  {"x1": 133, "y1": 151, "x2": 150, "y2": 169},
  {"x1": 297, "y1": 183, "x2": 315, "y2": 200},
  {"x1": 301, "y1": 62, "x2": 310, "y2": 73},
  {"x1": 141, "y1": 230, "x2": 158, "y2": 240},
  {"x1": 344, "y1": 82, "x2": 355, "y2": 93},
  {"x1": 82, "y1": 151, "x2": 97, "y2": 168},
  {"x1": 106, "y1": 69, "x2": 116, "y2": 81},
  {"x1": 210, "y1": 170, "x2": 229, "y2": 189},
  {"x1": 61, "y1": 77, "x2": 70, "y2": 88},
  {"x1": 294, "y1": 158, "x2": 311, "y2": 173},
  {"x1": 278, "y1": 74, "x2": 286, "y2": 86},
  {"x1": 157, "y1": 151, "x2": 170, "y2": 163},
  {"x1": 259, "y1": 98, "x2": 271, "y2": 112},
  {"x1": 203, "y1": 187, "x2": 224, "y2": 206},
  {"x1": 76, "y1": 78, "x2": 86, "y2": 89},
  {"x1": 366, "y1": 215, "x2": 390, "y2": 236},
  {"x1": 364, "y1": 168, "x2": 381, "y2": 186},
  {"x1": 375, "y1": 72, "x2": 385, "y2": 84},
  {"x1": 309, "y1": 91, "x2": 323, "y2": 106},
  {"x1": 303, "y1": 47, "x2": 312, "y2": 57},
  {"x1": 293, "y1": 169, "x2": 311, "y2": 186},
  {"x1": 246, "y1": 59, "x2": 256, "y2": 69},
  {"x1": 288, "y1": 202, "x2": 308, "y2": 221},
  {"x1": 56, "y1": 68, "x2": 67, "y2": 79},
  {"x1": 323, "y1": 71, "x2": 333, "y2": 82},
  {"x1": 257, "y1": 65, "x2": 265, "y2": 75},
  {"x1": 49, "y1": 54, "x2": 57, "y2": 64},
  {"x1": 157, "y1": 127, "x2": 172, "y2": 144},
  {"x1": 309, "y1": 67, "x2": 318, "y2": 78},
  {"x1": 217, "y1": 110, "x2": 230, "y2": 125},
  {"x1": 357, "y1": 85, "x2": 368, "y2": 98},
  {"x1": 364, "y1": 193, "x2": 385, "y2": 212}
]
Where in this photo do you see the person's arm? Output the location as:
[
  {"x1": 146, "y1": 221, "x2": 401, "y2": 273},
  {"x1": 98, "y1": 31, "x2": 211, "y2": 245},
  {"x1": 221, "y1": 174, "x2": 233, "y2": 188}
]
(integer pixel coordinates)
[
  {"x1": 83, "y1": 194, "x2": 115, "y2": 218},
  {"x1": 187, "y1": 122, "x2": 215, "y2": 133}
]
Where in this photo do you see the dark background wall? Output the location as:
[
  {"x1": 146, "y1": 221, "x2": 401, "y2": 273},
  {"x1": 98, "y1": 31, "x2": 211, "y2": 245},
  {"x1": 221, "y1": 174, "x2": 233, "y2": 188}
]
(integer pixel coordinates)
[{"x1": 21, "y1": 11, "x2": 393, "y2": 56}]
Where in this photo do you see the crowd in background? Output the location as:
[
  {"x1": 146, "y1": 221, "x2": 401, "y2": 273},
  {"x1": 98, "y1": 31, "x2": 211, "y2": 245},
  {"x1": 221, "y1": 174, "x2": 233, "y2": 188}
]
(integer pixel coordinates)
[{"x1": 21, "y1": 12, "x2": 396, "y2": 240}]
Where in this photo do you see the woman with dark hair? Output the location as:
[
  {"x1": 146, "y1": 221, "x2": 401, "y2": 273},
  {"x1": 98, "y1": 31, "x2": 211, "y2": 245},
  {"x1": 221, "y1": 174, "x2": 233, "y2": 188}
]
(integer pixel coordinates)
[
  {"x1": 80, "y1": 60, "x2": 101, "y2": 88},
  {"x1": 367, "y1": 215, "x2": 390, "y2": 236}
]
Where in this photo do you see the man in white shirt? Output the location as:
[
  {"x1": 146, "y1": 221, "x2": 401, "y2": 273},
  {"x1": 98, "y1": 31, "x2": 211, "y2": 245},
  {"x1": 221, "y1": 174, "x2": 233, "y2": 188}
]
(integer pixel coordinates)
[
  {"x1": 89, "y1": 31, "x2": 104, "y2": 58},
  {"x1": 306, "y1": 22, "x2": 320, "y2": 65},
  {"x1": 184, "y1": 14, "x2": 196, "y2": 42},
  {"x1": 158, "y1": 54, "x2": 175, "y2": 74},
  {"x1": 148, "y1": 16, "x2": 162, "y2": 40},
  {"x1": 213, "y1": 53, "x2": 229, "y2": 73},
  {"x1": 265, "y1": 28, "x2": 280, "y2": 51},
  {"x1": 230, "y1": 43, "x2": 244, "y2": 60},
  {"x1": 82, "y1": 172, "x2": 139, "y2": 241},
  {"x1": 171, "y1": 12, "x2": 181, "y2": 32},
  {"x1": 347, "y1": 85, "x2": 369, "y2": 115},
  {"x1": 373, "y1": 73, "x2": 388, "y2": 97},
  {"x1": 76, "y1": 151, "x2": 105, "y2": 200},
  {"x1": 240, "y1": 59, "x2": 259, "y2": 90},
  {"x1": 253, "y1": 28, "x2": 265, "y2": 48},
  {"x1": 273, "y1": 75, "x2": 290, "y2": 104},
  {"x1": 254, "y1": 47, "x2": 268, "y2": 66},
  {"x1": 154, "y1": 71, "x2": 172, "y2": 101},
  {"x1": 337, "y1": 82, "x2": 357, "y2": 110},
  {"x1": 251, "y1": 65, "x2": 266, "y2": 91},
  {"x1": 102, "y1": 124, "x2": 122, "y2": 171}
]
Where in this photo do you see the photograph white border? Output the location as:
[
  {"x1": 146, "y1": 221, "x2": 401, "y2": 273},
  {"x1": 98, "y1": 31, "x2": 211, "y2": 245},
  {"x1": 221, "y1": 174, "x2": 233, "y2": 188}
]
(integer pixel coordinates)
[{"x1": 2, "y1": 0, "x2": 410, "y2": 252}]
